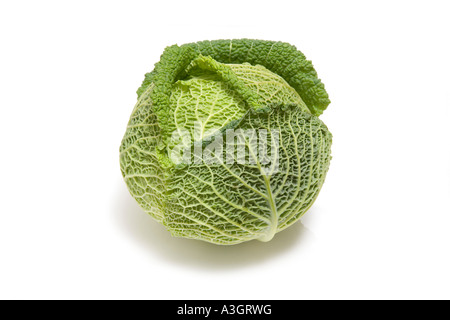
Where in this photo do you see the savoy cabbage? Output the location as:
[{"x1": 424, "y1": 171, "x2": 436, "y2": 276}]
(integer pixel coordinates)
[{"x1": 120, "y1": 39, "x2": 332, "y2": 245}]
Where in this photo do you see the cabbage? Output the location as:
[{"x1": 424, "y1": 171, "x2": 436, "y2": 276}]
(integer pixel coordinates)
[{"x1": 120, "y1": 39, "x2": 332, "y2": 245}]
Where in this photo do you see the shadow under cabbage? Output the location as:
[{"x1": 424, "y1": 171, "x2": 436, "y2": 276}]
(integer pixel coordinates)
[{"x1": 114, "y1": 182, "x2": 315, "y2": 269}]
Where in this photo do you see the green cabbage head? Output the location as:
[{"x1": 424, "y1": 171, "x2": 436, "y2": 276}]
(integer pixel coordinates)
[{"x1": 120, "y1": 39, "x2": 332, "y2": 245}]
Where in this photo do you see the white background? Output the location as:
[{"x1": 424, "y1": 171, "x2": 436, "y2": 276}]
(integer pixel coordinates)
[{"x1": 1, "y1": 0, "x2": 449, "y2": 300}]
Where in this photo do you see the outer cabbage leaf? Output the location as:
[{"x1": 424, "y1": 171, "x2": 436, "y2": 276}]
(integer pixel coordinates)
[{"x1": 165, "y1": 104, "x2": 332, "y2": 244}]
